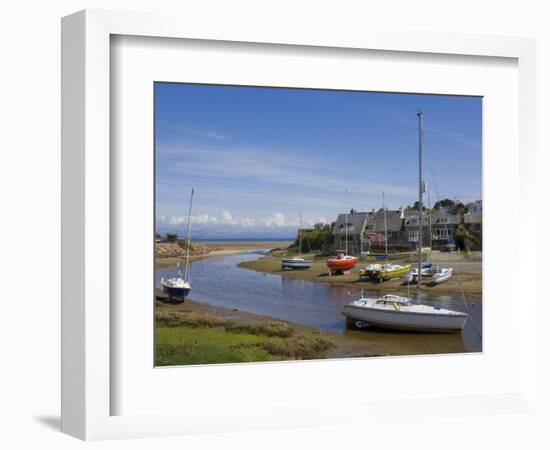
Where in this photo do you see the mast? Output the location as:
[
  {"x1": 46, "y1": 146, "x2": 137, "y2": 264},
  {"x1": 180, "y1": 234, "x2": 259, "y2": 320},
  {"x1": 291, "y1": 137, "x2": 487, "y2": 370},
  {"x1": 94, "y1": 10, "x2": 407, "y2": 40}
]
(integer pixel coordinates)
[
  {"x1": 184, "y1": 188, "x2": 194, "y2": 281},
  {"x1": 428, "y1": 188, "x2": 432, "y2": 264},
  {"x1": 298, "y1": 212, "x2": 302, "y2": 256},
  {"x1": 383, "y1": 191, "x2": 388, "y2": 257},
  {"x1": 345, "y1": 189, "x2": 348, "y2": 254},
  {"x1": 417, "y1": 112, "x2": 423, "y2": 300}
]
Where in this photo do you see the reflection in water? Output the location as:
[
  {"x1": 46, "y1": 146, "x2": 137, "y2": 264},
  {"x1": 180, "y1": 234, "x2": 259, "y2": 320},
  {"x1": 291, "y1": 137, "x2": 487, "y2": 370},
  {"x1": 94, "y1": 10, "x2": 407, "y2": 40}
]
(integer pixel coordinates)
[{"x1": 156, "y1": 250, "x2": 482, "y2": 352}]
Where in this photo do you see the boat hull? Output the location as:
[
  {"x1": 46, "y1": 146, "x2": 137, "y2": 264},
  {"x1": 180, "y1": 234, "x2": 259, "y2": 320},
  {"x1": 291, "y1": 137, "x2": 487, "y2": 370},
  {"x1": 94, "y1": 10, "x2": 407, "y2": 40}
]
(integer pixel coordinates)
[
  {"x1": 369, "y1": 265, "x2": 411, "y2": 281},
  {"x1": 343, "y1": 304, "x2": 467, "y2": 332},
  {"x1": 326, "y1": 257, "x2": 359, "y2": 275},
  {"x1": 281, "y1": 259, "x2": 313, "y2": 270},
  {"x1": 161, "y1": 283, "x2": 191, "y2": 298},
  {"x1": 431, "y1": 269, "x2": 453, "y2": 285}
]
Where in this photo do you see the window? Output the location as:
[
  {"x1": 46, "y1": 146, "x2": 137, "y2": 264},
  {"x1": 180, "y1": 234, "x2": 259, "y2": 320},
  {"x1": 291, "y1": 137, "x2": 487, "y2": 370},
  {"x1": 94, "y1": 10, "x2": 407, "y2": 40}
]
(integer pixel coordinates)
[
  {"x1": 436, "y1": 217, "x2": 448, "y2": 224},
  {"x1": 406, "y1": 218, "x2": 419, "y2": 225},
  {"x1": 435, "y1": 228, "x2": 450, "y2": 239},
  {"x1": 408, "y1": 231, "x2": 418, "y2": 242}
]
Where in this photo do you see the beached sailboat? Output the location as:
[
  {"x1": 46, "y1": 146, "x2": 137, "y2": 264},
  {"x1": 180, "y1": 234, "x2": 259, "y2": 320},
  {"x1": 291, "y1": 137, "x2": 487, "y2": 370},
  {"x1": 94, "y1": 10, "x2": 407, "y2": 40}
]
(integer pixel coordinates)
[
  {"x1": 431, "y1": 266, "x2": 453, "y2": 284},
  {"x1": 406, "y1": 262, "x2": 433, "y2": 283},
  {"x1": 327, "y1": 190, "x2": 359, "y2": 275},
  {"x1": 161, "y1": 188, "x2": 194, "y2": 300},
  {"x1": 343, "y1": 112, "x2": 468, "y2": 332},
  {"x1": 360, "y1": 193, "x2": 411, "y2": 282},
  {"x1": 281, "y1": 213, "x2": 313, "y2": 270}
]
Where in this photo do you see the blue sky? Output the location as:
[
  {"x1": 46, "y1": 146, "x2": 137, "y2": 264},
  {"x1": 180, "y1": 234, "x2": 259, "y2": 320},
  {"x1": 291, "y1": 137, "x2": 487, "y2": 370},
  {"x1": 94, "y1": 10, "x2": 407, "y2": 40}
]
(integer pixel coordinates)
[{"x1": 155, "y1": 83, "x2": 482, "y2": 239}]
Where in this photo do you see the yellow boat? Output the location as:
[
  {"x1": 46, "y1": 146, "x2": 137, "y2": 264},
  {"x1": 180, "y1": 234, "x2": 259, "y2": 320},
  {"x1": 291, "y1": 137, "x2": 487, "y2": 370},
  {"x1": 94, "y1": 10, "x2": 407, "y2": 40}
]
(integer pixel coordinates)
[{"x1": 365, "y1": 263, "x2": 411, "y2": 282}]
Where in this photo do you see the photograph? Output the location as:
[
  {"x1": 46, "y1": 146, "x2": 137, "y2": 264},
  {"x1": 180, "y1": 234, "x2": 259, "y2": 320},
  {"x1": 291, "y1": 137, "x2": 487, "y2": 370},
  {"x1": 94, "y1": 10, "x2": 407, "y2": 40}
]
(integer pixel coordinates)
[{"x1": 154, "y1": 82, "x2": 483, "y2": 366}]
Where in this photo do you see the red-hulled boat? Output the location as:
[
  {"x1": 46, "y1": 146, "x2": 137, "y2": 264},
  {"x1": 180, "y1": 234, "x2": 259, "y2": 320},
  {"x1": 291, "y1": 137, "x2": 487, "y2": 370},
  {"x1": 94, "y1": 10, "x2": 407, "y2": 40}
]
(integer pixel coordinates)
[{"x1": 326, "y1": 251, "x2": 359, "y2": 275}]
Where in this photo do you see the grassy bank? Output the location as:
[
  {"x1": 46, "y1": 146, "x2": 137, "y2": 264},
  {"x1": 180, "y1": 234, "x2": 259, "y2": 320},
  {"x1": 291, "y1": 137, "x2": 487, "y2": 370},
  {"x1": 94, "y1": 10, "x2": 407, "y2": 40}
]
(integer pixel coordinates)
[
  {"x1": 238, "y1": 252, "x2": 482, "y2": 298},
  {"x1": 155, "y1": 297, "x2": 334, "y2": 366}
]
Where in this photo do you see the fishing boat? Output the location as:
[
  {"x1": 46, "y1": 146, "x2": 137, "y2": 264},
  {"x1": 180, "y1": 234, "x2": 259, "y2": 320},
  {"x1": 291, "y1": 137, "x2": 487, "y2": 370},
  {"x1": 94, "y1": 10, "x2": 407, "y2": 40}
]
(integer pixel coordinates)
[
  {"x1": 343, "y1": 112, "x2": 467, "y2": 333},
  {"x1": 431, "y1": 266, "x2": 453, "y2": 285},
  {"x1": 281, "y1": 213, "x2": 313, "y2": 270},
  {"x1": 343, "y1": 294, "x2": 467, "y2": 332},
  {"x1": 161, "y1": 188, "x2": 194, "y2": 300},
  {"x1": 327, "y1": 190, "x2": 358, "y2": 275}
]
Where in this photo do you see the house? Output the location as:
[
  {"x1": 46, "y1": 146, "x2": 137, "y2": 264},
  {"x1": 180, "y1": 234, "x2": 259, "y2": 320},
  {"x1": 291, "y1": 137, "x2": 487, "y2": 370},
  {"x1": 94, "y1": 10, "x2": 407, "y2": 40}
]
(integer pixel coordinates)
[
  {"x1": 404, "y1": 207, "x2": 461, "y2": 249},
  {"x1": 332, "y1": 209, "x2": 369, "y2": 256},
  {"x1": 467, "y1": 199, "x2": 483, "y2": 213},
  {"x1": 464, "y1": 211, "x2": 482, "y2": 233},
  {"x1": 364, "y1": 208, "x2": 406, "y2": 251}
]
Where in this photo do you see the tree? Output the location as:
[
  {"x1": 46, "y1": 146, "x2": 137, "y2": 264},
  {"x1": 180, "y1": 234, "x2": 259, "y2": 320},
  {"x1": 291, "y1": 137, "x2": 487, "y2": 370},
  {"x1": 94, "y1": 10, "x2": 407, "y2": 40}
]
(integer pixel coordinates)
[
  {"x1": 165, "y1": 233, "x2": 178, "y2": 243},
  {"x1": 433, "y1": 198, "x2": 456, "y2": 210}
]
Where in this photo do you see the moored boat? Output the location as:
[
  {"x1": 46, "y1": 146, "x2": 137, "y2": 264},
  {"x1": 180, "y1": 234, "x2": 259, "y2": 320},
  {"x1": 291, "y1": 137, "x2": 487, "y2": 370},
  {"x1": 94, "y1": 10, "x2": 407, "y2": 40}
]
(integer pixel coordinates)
[
  {"x1": 406, "y1": 262, "x2": 433, "y2": 283},
  {"x1": 431, "y1": 266, "x2": 453, "y2": 285},
  {"x1": 343, "y1": 295, "x2": 467, "y2": 332},
  {"x1": 327, "y1": 251, "x2": 359, "y2": 275},
  {"x1": 327, "y1": 190, "x2": 359, "y2": 275},
  {"x1": 281, "y1": 212, "x2": 313, "y2": 270},
  {"x1": 364, "y1": 263, "x2": 411, "y2": 282},
  {"x1": 343, "y1": 111, "x2": 468, "y2": 333},
  {"x1": 281, "y1": 257, "x2": 313, "y2": 270},
  {"x1": 161, "y1": 188, "x2": 194, "y2": 300}
]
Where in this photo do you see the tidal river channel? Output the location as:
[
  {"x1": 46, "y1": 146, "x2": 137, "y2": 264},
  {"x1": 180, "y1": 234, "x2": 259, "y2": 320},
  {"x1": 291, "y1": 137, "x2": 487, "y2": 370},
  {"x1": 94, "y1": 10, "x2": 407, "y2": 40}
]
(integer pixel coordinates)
[{"x1": 156, "y1": 250, "x2": 482, "y2": 353}]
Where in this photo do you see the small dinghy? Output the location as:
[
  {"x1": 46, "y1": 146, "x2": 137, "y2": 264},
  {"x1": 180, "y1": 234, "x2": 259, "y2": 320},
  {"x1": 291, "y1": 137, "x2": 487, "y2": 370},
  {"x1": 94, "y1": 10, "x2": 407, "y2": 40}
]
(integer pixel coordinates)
[
  {"x1": 431, "y1": 266, "x2": 453, "y2": 285},
  {"x1": 281, "y1": 257, "x2": 313, "y2": 270},
  {"x1": 343, "y1": 294, "x2": 467, "y2": 332}
]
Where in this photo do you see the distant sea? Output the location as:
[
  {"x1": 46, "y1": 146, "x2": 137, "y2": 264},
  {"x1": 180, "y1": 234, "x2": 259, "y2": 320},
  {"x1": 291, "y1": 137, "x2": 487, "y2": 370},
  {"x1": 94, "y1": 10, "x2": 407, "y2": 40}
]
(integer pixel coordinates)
[{"x1": 193, "y1": 238, "x2": 293, "y2": 242}]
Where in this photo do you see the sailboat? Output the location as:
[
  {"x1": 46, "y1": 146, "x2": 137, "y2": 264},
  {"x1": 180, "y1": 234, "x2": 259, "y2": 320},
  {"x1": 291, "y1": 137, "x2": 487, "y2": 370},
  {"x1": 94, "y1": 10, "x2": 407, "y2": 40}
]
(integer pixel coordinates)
[
  {"x1": 281, "y1": 213, "x2": 313, "y2": 270},
  {"x1": 343, "y1": 112, "x2": 468, "y2": 332},
  {"x1": 327, "y1": 190, "x2": 359, "y2": 275},
  {"x1": 361, "y1": 192, "x2": 411, "y2": 282},
  {"x1": 160, "y1": 188, "x2": 194, "y2": 300}
]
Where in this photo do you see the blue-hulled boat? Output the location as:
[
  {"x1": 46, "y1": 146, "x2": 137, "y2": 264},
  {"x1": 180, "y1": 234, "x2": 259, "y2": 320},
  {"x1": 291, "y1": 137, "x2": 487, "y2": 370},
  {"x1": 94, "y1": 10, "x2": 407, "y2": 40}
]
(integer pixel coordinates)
[{"x1": 161, "y1": 188, "x2": 194, "y2": 300}]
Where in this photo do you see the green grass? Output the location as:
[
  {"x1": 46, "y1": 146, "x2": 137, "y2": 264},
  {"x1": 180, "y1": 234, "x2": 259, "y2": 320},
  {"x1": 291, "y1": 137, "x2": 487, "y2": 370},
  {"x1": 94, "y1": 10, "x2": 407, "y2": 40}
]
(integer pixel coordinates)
[
  {"x1": 155, "y1": 313, "x2": 335, "y2": 366},
  {"x1": 156, "y1": 326, "x2": 274, "y2": 365}
]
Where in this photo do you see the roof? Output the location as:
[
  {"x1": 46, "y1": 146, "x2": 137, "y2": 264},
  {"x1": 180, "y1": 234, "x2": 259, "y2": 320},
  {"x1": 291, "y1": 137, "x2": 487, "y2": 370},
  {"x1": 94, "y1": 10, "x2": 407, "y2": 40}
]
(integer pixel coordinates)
[
  {"x1": 404, "y1": 208, "x2": 461, "y2": 226},
  {"x1": 333, "y1": 211, "x2": 368, "y2": 236},
  {"x1": 365, "y1": 209, "x2": 403, "y2": 233}
]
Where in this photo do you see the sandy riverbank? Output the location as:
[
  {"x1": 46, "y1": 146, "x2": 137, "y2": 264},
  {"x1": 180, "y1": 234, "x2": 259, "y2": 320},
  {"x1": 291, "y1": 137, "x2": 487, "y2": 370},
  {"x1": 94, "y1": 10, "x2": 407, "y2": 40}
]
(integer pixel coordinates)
[
  {"x1": 155, "y1": 240, "x2": 291, "y2": 268},
  {"x1": 238, "y1": 252, "x2": 482, "y2": 298}
]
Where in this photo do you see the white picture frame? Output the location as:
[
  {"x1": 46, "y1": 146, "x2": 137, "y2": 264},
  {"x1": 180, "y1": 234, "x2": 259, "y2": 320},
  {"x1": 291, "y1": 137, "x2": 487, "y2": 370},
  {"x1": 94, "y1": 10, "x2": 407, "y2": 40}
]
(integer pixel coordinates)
[{"x1": 61, "y1": 9, "x2": 538, "y2": 441}]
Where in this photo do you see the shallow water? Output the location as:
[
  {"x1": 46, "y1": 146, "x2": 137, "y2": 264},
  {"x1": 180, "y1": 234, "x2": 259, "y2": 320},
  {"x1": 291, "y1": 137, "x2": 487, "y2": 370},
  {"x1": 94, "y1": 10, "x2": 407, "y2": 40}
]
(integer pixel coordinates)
[{"x1": 156, "y1": 250, "x2": 482, "y2": 352}]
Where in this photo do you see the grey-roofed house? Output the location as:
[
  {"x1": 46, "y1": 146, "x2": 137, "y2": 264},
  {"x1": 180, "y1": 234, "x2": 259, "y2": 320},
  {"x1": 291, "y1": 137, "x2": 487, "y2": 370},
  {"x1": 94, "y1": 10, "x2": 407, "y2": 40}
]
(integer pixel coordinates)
[
  {"x1": 332, "y1": 209, "x2": 369, "y2": 256},
  {"x1": 364, "y1": 208, "x2": 406, "y2": 250}
]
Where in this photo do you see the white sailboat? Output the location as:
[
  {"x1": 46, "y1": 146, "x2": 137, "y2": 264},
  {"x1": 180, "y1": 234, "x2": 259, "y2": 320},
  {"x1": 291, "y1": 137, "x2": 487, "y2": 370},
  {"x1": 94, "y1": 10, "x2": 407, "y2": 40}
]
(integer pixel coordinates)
[
  {"x1": 343, "y1": 112, "x2": 467, "y2": 333},
  {"x1": 431, "y1": 266, "x2": 453, "y2": 284},
  {"x1": 281, "y1": 212, "x2": 313, "y2": 270},
  {"x1": 161, "y1": 188, "x2": 194, "y2": 300}
]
